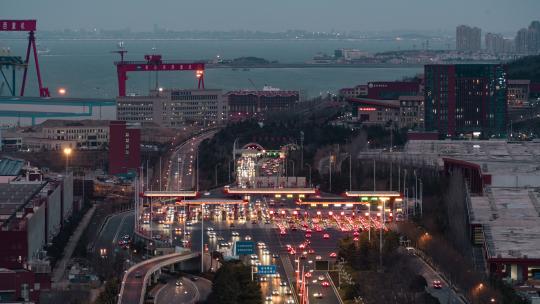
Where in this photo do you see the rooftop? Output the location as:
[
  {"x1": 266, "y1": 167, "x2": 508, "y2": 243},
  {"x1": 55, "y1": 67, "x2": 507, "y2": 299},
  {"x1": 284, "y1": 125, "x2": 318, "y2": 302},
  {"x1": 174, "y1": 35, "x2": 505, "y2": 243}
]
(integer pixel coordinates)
[
  {"x1": 347, "y1": 97, "x2": 400, "y2": 109},
  {"x1": 40, "y1": 119, "x2": 110, "y2": 128},
  {"x1": 0, "y1": 158, "x2": 24, "y2": 176},
  {"x1": 0, "y1": 183, "x2": 45, "y2": 223},
  {"x1": 470, "y1": 187, "x2": 540, "y2": 260},
  {"x1": 404, "y1": 140, "x2": 540, "y2": 175}
]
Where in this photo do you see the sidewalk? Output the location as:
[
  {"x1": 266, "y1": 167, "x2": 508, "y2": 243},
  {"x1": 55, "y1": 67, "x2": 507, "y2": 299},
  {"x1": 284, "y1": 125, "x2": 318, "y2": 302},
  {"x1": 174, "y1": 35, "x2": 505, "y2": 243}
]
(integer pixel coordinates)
[{"x1": 52, "y1": 204, "x2": 96, "y2": 284}]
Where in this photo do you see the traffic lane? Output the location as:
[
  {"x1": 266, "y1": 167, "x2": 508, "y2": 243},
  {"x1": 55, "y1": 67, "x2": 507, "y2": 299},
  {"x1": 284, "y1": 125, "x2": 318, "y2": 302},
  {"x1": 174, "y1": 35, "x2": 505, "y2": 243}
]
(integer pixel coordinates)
[
  {"x1": 120, "y1": 255, "x2": 188, "y2": 304},
  {"x1": 94, "y1": 210, "x2": 133, "y2": 256},
  {"x1": 156, "y1": 277, "x2": 198, "y2": 304},
  {"x1": 193, "y1": 277, "x2": 213, "y2": 302},
  {"x1": 409, "y1": 252, "x2": 462, "y2": 304}
]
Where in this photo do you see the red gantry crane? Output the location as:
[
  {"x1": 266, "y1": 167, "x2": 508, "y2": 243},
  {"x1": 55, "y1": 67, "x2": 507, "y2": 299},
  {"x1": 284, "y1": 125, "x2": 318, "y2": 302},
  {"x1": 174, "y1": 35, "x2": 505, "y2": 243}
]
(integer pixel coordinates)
[
  {"x1": 114, "y1": 52, "x2": 205, "y2": 97},
  {"x1": 0, "y1": 19, "x2": 50, "y2": 97}
]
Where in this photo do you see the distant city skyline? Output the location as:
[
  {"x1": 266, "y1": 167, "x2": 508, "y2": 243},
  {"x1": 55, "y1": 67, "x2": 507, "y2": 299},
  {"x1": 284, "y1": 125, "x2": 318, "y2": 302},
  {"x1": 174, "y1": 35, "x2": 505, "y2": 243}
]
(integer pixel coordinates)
[{"x1": 3, "y1": 0, "x2": 540, "y2": 34}]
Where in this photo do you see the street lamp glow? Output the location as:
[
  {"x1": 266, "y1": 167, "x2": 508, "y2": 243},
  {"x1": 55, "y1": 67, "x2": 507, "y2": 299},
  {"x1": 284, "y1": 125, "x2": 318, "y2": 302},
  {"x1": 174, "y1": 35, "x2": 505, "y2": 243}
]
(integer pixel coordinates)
[
  {"x1": 63, "y1": 147, "x2": 72, "y2": 156},
  {"x1": 58, "y1": 87, "x2": 67, "y2": 95}
]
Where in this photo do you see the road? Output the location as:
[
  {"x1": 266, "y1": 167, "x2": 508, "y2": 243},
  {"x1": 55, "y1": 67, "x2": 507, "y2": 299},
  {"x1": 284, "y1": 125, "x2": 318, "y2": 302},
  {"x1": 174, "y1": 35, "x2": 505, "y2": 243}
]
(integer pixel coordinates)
[
  {"x1": 156, "y1": 276, "x2": 212, "y2": 304},
  {"x1": 408, "y1": 250, "x2": 466, "y2": 304},
  {"x1": 94, "y1": 210, "x2": 134, "y2": 259}
]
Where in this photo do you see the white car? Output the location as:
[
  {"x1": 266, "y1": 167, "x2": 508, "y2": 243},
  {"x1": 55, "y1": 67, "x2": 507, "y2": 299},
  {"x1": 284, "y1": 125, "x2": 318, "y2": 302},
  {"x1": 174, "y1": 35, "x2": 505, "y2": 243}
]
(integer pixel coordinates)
[
  {"x1": 245, "y1": 235, "x2": 252, "y2": 241},
  {"x1": 318, "y1": 275, "x2": 325, "y2": 281}
]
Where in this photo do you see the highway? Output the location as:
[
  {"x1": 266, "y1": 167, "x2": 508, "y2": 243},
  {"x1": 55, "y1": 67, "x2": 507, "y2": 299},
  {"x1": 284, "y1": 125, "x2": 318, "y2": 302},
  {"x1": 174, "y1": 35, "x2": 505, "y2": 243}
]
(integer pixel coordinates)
[
  {"x1": 94, "y1": 210, "x2": 134, "y2": 259},
  {"x1": 155, "y1": 276, "x2": 212, "y2": 304}
]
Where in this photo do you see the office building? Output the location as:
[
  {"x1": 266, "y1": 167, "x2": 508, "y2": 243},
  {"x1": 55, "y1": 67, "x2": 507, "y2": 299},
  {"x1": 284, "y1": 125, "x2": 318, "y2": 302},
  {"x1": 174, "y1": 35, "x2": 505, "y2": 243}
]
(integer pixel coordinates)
[
  {"x1": 108, "y1": 121, "x2": 141, "y2": 175},
  {"x1": 116, "y1": 89, "x2": 227, "y2": 127},
  {"x1": 338, "y1": 85, "x2": 368, "y2": 99},
  {"x1": 399, "y1": 96, "x2": 425, "y2": 129},
  {"x1": 507, "y1": 80, "x2": 530, "y2": 107},
  {"x1": 515, "y1": 21, "x2": 540, "y2": 54},
  {"x1": 456, "y1": 25, "x2": 481, "y2": 52},
  {"x1": 366, "y1": 81, "x2": 421, "y2": 100},
  {"x1": 227, "y1": 89, "x2": 299, "y2": 120},
  {"x1": 348, "y1": 97, "x2": 400, "y2": 126},
  {"x1": 424, "y1": 64, "x2": 507, "y2": 138},
  {"x1": 40, "y1": 120, "x2": 109, "y2": 149}
]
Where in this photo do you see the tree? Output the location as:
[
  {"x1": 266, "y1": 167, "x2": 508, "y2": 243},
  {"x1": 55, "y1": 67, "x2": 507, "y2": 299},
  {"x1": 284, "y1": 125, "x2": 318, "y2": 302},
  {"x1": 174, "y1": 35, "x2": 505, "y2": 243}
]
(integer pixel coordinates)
[{"x1": 205, "y1": 261, "x2": 262, "y2": 304}]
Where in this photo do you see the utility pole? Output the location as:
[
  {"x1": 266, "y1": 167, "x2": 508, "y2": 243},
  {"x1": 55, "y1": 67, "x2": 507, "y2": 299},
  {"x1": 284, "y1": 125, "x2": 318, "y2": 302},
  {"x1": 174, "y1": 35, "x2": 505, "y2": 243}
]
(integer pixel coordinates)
[
  {"x1": 159, "y1": 157, "x2": 162, "y2": 191},
  {"x1": 414, "y1": 170, "x2": 418, "y2": 217},
  {"x1": 196, "y1": 147, "x2": 199, "y2": 192}
]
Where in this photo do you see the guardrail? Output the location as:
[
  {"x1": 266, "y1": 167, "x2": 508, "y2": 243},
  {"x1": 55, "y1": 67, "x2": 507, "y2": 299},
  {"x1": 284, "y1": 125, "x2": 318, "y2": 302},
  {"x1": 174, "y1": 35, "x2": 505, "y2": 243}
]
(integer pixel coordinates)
[{"x1": 118, "y1": 251, "x2": 200, "y2": 304}]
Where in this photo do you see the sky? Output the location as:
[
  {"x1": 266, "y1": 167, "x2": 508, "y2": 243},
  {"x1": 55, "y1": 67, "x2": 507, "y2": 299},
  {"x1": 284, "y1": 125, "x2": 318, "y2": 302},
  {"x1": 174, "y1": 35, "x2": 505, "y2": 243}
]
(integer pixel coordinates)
[{"x1": 3, "y1": 0, "x2": 540, "y2": 33}]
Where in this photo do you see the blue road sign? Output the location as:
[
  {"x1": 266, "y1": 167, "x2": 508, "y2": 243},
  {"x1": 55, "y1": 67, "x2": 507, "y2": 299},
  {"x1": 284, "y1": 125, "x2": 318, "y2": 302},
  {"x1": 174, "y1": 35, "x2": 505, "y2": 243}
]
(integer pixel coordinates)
[
  {"x1": 235, "y1": 241, "x2": 255, "y2": 255},
  {"x1": 257, "y1": 265, "x2": 277, "y2": 275}
]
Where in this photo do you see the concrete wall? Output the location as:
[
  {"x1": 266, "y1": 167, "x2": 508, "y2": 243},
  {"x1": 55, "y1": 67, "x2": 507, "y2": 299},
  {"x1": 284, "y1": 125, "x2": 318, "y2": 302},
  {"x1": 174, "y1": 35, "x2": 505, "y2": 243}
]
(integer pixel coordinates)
[
  {"x1": 27, "y1": 205, "x2": 46, "y2": 261},
  {"x1": 46, "y1": 185, "x2": 62, "y2": 242},
  {"x1": 62, "y1": 174, "x2": 74, "y2": 221},
  {"x1": 491, "y1": 174, "x2": 540, "y2": 187}
]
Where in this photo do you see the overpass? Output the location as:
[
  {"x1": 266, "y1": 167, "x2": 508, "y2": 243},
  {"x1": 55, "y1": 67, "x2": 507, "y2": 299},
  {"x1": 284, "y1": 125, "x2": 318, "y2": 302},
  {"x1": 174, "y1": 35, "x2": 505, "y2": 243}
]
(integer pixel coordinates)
[{"x1": 118, "y1": 251, "x2": 200, "y2": 304}]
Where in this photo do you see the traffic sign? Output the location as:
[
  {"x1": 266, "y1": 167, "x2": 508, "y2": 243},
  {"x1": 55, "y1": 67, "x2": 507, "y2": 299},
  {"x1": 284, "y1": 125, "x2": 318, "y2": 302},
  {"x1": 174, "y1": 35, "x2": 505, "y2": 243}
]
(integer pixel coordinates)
[
  {"x1": 257, "y1": 265, "x2": 277, "y2": 275},
  {"x1": 235, "y1": 241, "x2": 255, "y2": 255}
]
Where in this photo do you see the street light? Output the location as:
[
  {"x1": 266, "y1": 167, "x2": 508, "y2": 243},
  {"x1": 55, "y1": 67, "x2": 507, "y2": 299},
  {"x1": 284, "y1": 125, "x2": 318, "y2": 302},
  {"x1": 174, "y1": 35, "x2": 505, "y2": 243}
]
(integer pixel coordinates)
[{"x1": 63, "y1": 147, "x2": 72, "y2": 175}]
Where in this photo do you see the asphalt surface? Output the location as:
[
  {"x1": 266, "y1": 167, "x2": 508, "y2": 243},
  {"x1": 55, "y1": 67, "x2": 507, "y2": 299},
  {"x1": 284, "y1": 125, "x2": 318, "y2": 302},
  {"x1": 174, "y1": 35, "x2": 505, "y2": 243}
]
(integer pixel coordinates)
[
  {"x1": 408, "y1": 250, "x2": 465, "y2": 304},
  {"x1": 94, "y1": 210, "x2": 134, "y2": 259},
  {"x1": 156, "y1": 276, "x2": 212, "y2": 304}
]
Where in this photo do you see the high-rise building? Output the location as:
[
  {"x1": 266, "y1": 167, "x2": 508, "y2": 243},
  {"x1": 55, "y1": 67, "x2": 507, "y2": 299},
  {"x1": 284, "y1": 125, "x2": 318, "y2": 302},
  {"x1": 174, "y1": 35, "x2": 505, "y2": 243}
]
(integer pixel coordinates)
[
  {"x1": 456, "y1": 25, "x2": 481, "y2": 52},
  {"x1": 515, "y1": 21, "x2": 540, "y2": 54},
  {"x1": 117, "y1": 89, "x2": 228, "y2": 127},
  {"x1": 108, "y1": 121, "x2": 140, "y2": 175},
  {"x1": 485, "y1": 32, "x2": 505, "y2": 54},
  {"x1": 424, "y1": 64, "x2": 507, "y2": 138}
]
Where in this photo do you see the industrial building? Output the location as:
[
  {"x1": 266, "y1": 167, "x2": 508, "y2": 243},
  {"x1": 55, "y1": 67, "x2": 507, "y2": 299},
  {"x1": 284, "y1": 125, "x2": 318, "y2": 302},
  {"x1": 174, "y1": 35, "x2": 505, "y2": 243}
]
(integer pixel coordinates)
[
  {"x1": 507, "y1": 79, "x2": 531, "y2": 107},
  {"x1": 40, "y1": 119, "x2": 109, "y2": 149},
  {"x1": 366, "y1": 81, "x2": 421, "y2": 100},
  {"x1": 0, "y1": 159, "x2": 75, "y2": 303},
  {"x1": 108, "y1": 121, "x2": 141, "y2": 175},
  {"x1": 378, "y1": 140, "x2": 540, "y2": 284},
  {"x1": 424, "y1": 64, "x2": 507, "y2": 138},
  {"x1": 116, "y1": 88, "x2": 227, "y2": 127},
  {"x1": 227, "y1": 89, "x2": 299, "y2": 120}
]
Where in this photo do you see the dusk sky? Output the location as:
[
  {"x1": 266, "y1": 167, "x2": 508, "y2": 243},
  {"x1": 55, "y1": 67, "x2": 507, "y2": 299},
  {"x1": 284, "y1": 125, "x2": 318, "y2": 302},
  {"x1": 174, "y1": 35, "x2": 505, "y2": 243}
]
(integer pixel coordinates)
[{"x1": 3, "y1": 0, "x2": 540, "y2": 33}]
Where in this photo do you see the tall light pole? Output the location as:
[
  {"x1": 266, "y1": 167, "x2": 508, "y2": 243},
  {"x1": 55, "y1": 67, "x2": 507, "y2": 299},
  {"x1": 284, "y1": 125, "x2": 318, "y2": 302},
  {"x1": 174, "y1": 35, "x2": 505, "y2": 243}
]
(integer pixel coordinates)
[
  {"x1": 366, "y1": 203, "x2": 371, "y2": 241},
  {"x1": 63, "y1": 147, "x2": 72, "y2": 176},
  {"x1": 373, "y1": 159, "x2": 376, "y2": 191},
  {"x1": 201, "y1": 203, "x2": 205, "y2": 273},
  {"x1": 344, "y1": 153, "x2": 352, "y2": 191},
  {"x1": 329, "y1": 154, "x2": 333, "y2": 192},
  {"x1": 379, "y1": 198, "x2": 387, "y2": 270},
  {"x1": 300, "y1": 131, "x2": 304, "y2": 172}
]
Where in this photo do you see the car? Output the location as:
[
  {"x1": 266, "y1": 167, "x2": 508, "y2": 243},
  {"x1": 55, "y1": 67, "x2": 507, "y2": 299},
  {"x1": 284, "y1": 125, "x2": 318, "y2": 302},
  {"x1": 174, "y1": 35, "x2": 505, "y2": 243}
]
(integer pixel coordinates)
[
  {"x1": 272, "y1": 254, "x2": 279, "y2": 259},
  {"x1": 432, "y1": 280, "x2": 442, "y2": 289},
  {"x1": 232, "y1": 231, "x2": 240, "y2": 236},
  {"x1": 230, "y1": 223, "x2": 235, "y2": 228},
  {"x1": 265, "y1": 296, "x2": 273, "y2": 303},
  {"x1": 323, "y1": 233, "x2": 330, "y2": 239},
  {"x1": 190, "y1": 276, "x2": 199, "y2": 281},
  {"x1": 134, "y1": 271, "x2": 142, "y2": 278},
  {"x1": 313, "y1": 292, "x2": 323, "y2": 299},
  {"x1": 284, "y1": 288, "x2": 292, "y2": 295},
  {"x1": 321, "y1": 281, "x2": 330, "y2": 287},
  {"x1": 272, "y1": 289, "x2": 280, "y2": 296},
  {"x1": 305, "y1": 272, "x2": 312, "y2": 278},
  {"x1": 318, "y1": 275, "x2": 325, "y2": 281},
  {"x1": 285, "y1": 298, "x2": 295, "y2": 304},
  {"x1": 280, "y1": 281, "x2": 288, "y2": 287},
  {"x1": 252, "y1": 220, "x2": 258, "y2": 224},
  {"x1": 280, "y1": 230, "x2": 287, "y2": 236},
  {"x1": 259, "y1": 276, "x2": 268, "y2": 282},
  {"x1": 315, "y1": 255, "x2": 322, "y2": 260},
  {"x1": 175, "y1": 280, "x2": 183, "y2": 286},
  {"x1": 305, "y1": 233, "x2": 312, "y2": 238},
  {"x1": 329, "y1": 252, "x2": 337, "y2": 258},
  {"x1": 308, "y1": 249, "x2": 315, "y2": 254}
]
